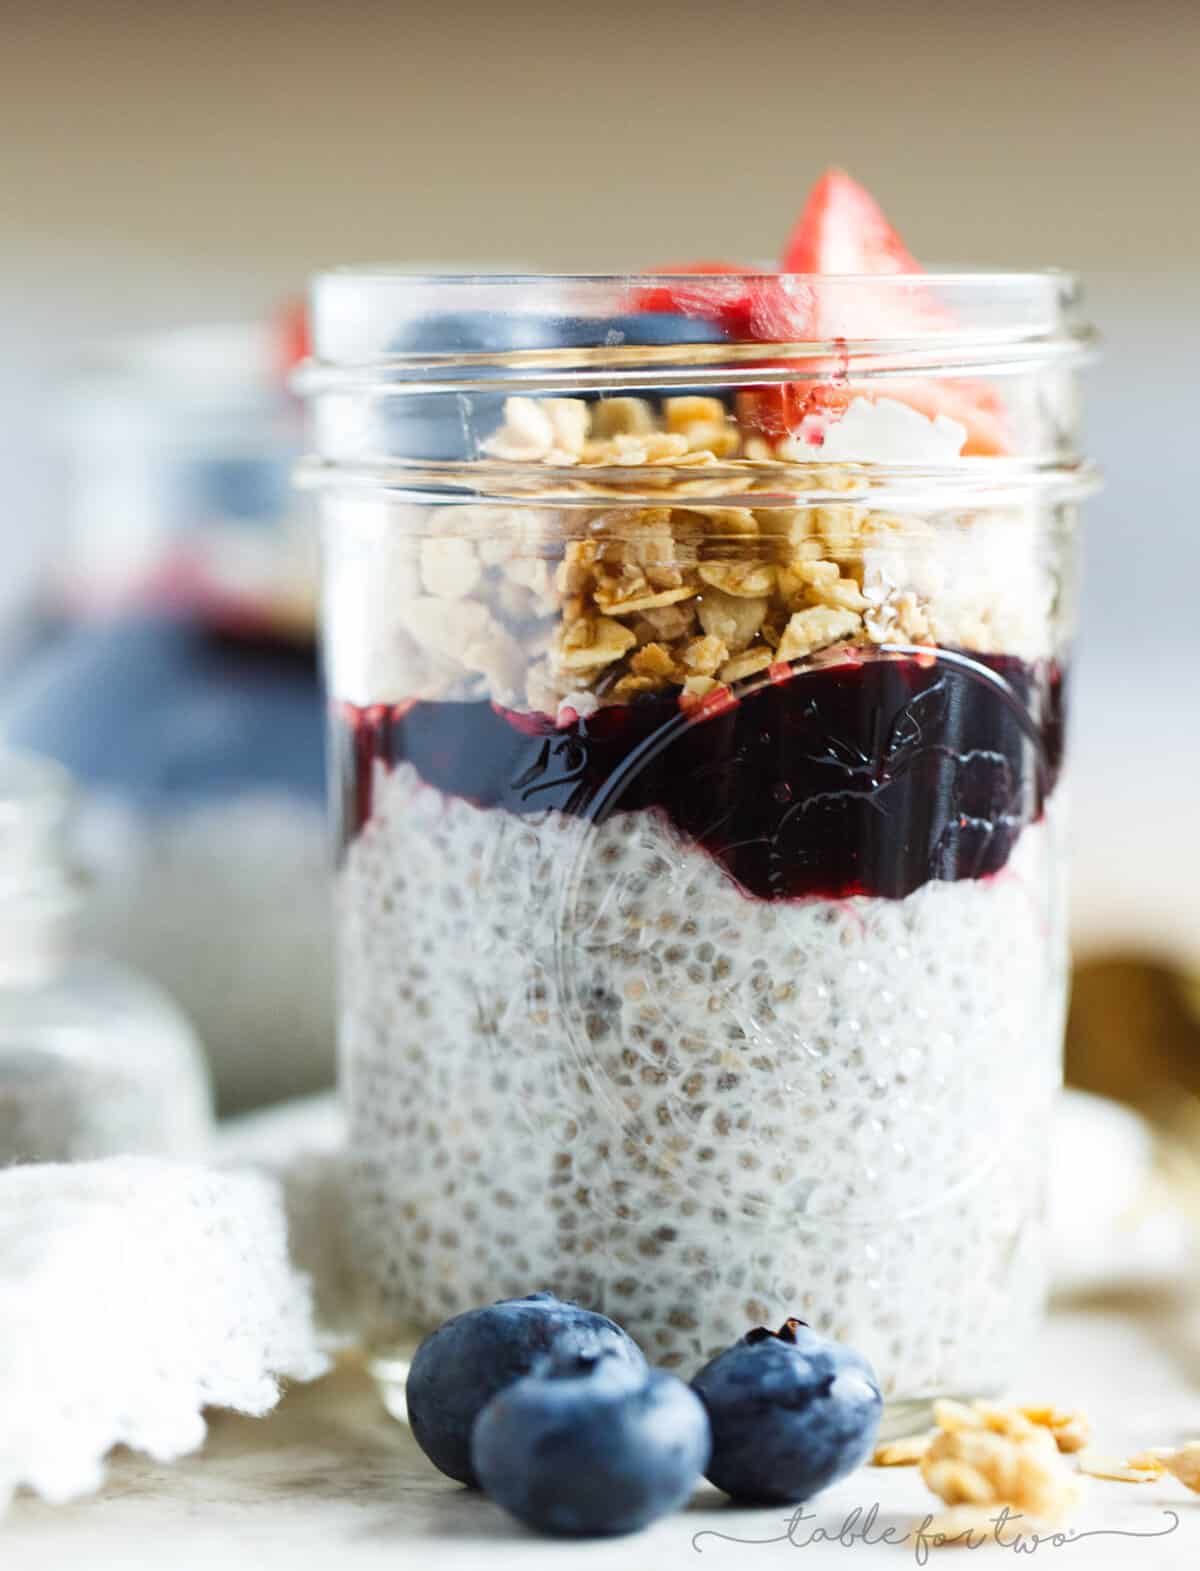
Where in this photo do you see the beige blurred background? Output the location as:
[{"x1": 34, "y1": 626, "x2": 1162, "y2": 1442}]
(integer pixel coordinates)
[
  {"x1": 3, "y1": 0, "x2": 1198, "y2": 276},
  {"x1": 2, "y1": 0, "x2": 1198, "y2": 959}
]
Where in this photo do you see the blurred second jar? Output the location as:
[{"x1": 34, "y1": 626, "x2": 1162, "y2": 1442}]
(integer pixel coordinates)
[
  {"x1": 2, "y1": 313, "x2": 331, "y2": 1112},
  {"x1": 302, "y1": 270, "x2": 1096, "y2": 1417}
]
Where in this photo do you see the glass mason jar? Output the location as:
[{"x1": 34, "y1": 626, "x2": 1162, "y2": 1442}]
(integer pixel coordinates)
[{"x1": 301, "y1": 271, "x2": 1096, "y2": 1421}]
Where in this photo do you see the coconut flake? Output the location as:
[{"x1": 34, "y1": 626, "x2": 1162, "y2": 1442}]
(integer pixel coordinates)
[{"x1": 811, "y1": 397, "x2": 967, "y2": 464}]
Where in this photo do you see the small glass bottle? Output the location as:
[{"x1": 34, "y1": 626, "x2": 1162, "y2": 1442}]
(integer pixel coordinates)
[{"x1": 0, "y1": 749, "x2": 213, "y2": 1165}]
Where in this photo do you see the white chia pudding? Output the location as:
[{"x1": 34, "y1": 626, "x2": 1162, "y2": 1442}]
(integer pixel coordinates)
[{"x1": 339, "y1": 759, "x2": 1065, "y2": 1395}]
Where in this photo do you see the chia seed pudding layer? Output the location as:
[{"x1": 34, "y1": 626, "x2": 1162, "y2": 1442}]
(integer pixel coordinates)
[{"x1": 337, "y1": 654, "x2": 1067, "y2": 1396}]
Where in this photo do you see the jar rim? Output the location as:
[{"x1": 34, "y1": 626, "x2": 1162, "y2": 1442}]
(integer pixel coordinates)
[
  {"x1": 302, "y1": 270, "x2": 1097, "y2": 490},
  {"x1": 304, "y1": 267, "x2": 1095, "y2": 387},
  {"x1": 314, "y1": 266, "x2": 1081, "y2": 288}
]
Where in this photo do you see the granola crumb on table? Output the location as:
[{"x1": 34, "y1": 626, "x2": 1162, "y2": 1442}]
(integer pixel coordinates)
[
  {"x1": 917, "y1": 1399, "x2": 1083, "y2": 1530},
  {"x1": 1161, "y1": 1441, "x2": 1200, "y2": 1491},
  {"x1": 1077, "y1": 1452, "x2": 1164, "y2": 1483},
  {"x1": 873, "y1": 1433, "x2": 933, "y2": 1466},
  {"x1": 886, "y1": 1399, "x2": 1200, "y2": 1550}
]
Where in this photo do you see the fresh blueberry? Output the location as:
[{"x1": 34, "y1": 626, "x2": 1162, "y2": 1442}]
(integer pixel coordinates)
[
  {"x1": 383, "y1": 313, "x2": 559, "y2": 462},
  {"x1": 554, "y1": 312, "x2": 732, "y2": 402},
  {"x1": 552, "y1": 311, "x2": 729, "y2": 348},
  {"x1": 472, "y1": 1348, "x2": 710, "y2": 1537},
  {"x1": 389, "y1": 311, "x2": 564, "y2": 356},
  {"x1": 405, "y1": 1291, "x2": 645, "y2": 1487},
  {"x1": 390, "y1": 309, "x2": 728, "y2": 356},
  {"x1": 690, "y1": 1318, "x2": 882, "y2": 1504},
  {"x1": 380, "y1": 307, "x2": 733, "y2": 460}
]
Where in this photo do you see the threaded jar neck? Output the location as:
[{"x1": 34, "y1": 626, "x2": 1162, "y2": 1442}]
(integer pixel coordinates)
[{"x1": 297, "y1": 269, "x2": 1098, "y2": 505}]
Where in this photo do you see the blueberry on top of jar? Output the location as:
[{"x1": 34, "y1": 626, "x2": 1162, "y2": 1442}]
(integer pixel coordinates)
[
  {"x1": 389, "y1": 309, "x2": 729, "y2": 355},
  {"x1": 389, "y1": 311, "x2": 566, "y2": 356},
  {"x1": 383, "y1": 309, "x2": 731, "y2": 460}
]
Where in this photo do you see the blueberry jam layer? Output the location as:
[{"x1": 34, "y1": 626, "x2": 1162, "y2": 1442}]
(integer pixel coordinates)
[{"x1": 338, "y1": 650, "x2": 1065, "y2": 902}]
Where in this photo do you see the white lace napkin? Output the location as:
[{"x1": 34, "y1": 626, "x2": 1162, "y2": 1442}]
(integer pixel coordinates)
[{"x1": 0, "y1": 1157, "x2": 328, "y2": 1512}]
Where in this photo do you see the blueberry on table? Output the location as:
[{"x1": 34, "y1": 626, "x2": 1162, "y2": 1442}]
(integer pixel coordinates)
[
  {"x1": 472, "y1": 1349, "x2": 711, "y2": 1537},
  {"x1": 690, "y1": 1318, "x2": 882, "y2": 1504},
  {"x1": 405, "y1": 1291, "x2": 645, "y2": 1487}
]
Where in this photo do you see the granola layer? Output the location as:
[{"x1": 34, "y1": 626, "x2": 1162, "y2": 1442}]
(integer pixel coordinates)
[{"x1": 325, "y1": 395, "x2": 1062, "y2": 717}]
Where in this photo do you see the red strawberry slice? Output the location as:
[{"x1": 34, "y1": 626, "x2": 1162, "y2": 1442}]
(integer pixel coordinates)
[
  {"x1": 779, "y1": 170, "x2": 1008, "y2": 454},
  {"x1": 632, "y1": 262, "x2": 745, "y2": 319},
  {"x1": 782, "y1": 168, "x2": 949, "y2": 342},
  {"x1": 627, "y1": 173, "x2": 1009, "y2": 454},
  {"x1": 633, "y1": 266, "x2": 818, "y2": 447},
  {"x1": 736, "y1": 381, "x2": 853, "y2": 444},
  {"x1": 632, "y1": 264, "x2": 814, "y2": 341},
  {"x1": 782, "y1": 168, "x2": 921, "y2": 277},
  {"x1": 273, "y1": 296, "x2": 311, "y2": 382}
]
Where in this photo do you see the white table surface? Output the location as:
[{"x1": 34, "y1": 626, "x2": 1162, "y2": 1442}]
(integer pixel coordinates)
[{"x1": 7, "y1": 1295, "x2": 1200, "y2": 1571}]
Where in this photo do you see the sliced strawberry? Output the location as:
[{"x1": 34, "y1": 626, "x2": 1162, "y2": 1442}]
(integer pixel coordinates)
[
  {"x1": 632, "y1": 262, "x2": 745, "y2": 319},
  {"x1": 782, "y1": 168, "x2": 921, "y2": 277},
  {"x1": 626, "y1": 173, "x2": 1009, "y2": 453},
  {"x1": 777, "y1": 169, "x2": 1008, "y2": 453},
  {"x1": 633, "y1": 266, "x2": 818, "y2": 446},
  {"x1": 737, "y1": 381, "x2": 852, "y2": 442},
  {"x1": 783, "y1": 168, "x2": 947, "y2": 343},
  {"x1": 741, "y1": 278, "x2": 816, "y2": 341},
  {"x1": 273, "y1": 296, "x2": 311, "y2": 382},
  {"x1": 632, "y1": 265, "x2": 814, "y2": 341}
]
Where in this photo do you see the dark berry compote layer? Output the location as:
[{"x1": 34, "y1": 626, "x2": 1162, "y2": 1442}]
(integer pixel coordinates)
[{"x1": 337, "y1": 649, "x2": 1064, "y2": 902}]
